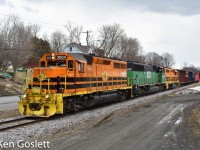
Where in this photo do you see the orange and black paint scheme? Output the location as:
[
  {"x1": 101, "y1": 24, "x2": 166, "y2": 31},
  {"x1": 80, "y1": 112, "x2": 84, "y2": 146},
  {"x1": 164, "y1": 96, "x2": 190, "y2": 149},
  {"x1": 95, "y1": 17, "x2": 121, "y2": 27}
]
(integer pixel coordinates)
[
  {"x1": 164, "y1": 68, "x2": 179, "y2": 89},
  {"x1": 18, "y1": 53, "x2": 132, "y2": 117}
]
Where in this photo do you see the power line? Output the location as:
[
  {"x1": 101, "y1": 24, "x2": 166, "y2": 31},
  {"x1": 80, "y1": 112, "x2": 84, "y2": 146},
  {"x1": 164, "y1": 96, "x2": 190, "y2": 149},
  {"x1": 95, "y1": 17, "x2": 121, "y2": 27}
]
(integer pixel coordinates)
[
  {"x1": 1, "y1": 48, "x2": 33, "y2": 51},
  {"x1": 0, "y1": 13, "x2": 65, "y2": 28},
  {"x1": 0, "y1": 39, "x2": 32, "y2": 43}
]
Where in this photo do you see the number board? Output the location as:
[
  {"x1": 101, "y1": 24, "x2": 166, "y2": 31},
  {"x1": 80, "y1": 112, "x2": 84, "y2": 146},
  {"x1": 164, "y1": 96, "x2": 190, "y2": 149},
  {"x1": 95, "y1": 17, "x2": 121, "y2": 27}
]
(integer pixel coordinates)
[
  {"x1": 56, "y1": 55, "x2": 67, "y2": 60},
  {"x1": 46, "y1": 56, "x2": 52, "y2": 60}
]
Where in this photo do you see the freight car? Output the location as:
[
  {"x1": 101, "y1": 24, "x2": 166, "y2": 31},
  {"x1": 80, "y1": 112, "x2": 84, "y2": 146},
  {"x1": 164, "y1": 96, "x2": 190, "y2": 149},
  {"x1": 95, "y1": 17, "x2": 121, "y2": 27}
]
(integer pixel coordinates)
[
  {"x1": 188, "y1": 71, "x2": 195, "y2": 83},
  {"x1": 18, "y1": 53, "x2": 132, "y2": 117},
  {"x1": 127, "y1": 62, "x2": 166, "y2": 95},
  {"x1": 195, "y1": 73, "x2": 200, "y2": 82},
  {"x1": 178, "y1": 70, "x2": 189, "y2": 85}
]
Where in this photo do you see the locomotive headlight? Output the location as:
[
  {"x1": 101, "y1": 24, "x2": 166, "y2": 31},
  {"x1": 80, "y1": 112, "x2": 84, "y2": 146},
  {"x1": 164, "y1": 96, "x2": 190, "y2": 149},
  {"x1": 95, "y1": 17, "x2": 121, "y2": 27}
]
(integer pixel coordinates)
[
  {"x1": 23, "y1": 94, "x2": 27, "y2": 98},
  {"x1": 52, "y1": 53, "x2": 55, "y2": 56},
  {"x1": 52, "y1": 56, "x2": 55, "y2": 59},
  {"x1": 45, "y1": 94, "x2": 49, "y2": 99}
]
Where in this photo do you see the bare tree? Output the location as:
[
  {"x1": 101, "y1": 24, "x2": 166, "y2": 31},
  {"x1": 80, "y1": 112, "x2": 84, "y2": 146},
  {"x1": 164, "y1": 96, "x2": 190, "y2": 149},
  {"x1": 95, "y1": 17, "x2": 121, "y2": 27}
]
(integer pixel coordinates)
[
  {"x1": 30, "y1": 24, "x2": 41, "y2": 37},
  {"x1": 0, "y1": 15, "x2": 34, "y2": 73},
  {"x1": 182, "y1": 61, "x2": 188, "y2": 69},
  {"x1": 120, "y1": 36, "x2": 143, "y2": 62},
  {"x1": 145, "y1": 52, "x2": 163, "y2": 66},
  {"x1": 182, "y1": 65, "x2": 199, "y2": 72},
  {"x1": 162, "y1": 52, "x2": 175, "y2": 67},
  {"x1": 137, "y1": 49, "x2": 146, "y2": 63},
  {"x1": 64, "y1": 20, "x2": 83, "y2": 43},
  {"x1": 50, "y1": 30, "x2": 68, "y2": 52},
  {"x1": 98, "y1": 23, "x2": 124, "y2": 57},
  {"x1": 182, "y1": 63, "x2": 200, "y2": 72}
]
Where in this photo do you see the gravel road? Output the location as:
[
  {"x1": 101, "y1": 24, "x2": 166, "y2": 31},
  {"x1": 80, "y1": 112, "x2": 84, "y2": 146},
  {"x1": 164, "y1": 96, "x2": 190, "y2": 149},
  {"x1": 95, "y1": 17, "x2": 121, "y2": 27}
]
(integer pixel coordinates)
[
  {"x1": 0, "y1": 95, "x2": 19, "y2": 111},
  {"x1": 51, "y1": 94, "x2": 200, "y2": 150}
]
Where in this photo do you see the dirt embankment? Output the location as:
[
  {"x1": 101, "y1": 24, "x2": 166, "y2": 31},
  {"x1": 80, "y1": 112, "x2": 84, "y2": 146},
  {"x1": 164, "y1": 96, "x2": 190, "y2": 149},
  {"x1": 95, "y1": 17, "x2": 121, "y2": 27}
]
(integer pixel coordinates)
[
  {"x1": 188, "y1": 104, "x2": 200, "y2": 139},
  {"x1": 0, "y1": 71, "x2": 26, "y2": 96},
  {"x1": 0, "y1": 78, "x2": 22, "y2": 96}
]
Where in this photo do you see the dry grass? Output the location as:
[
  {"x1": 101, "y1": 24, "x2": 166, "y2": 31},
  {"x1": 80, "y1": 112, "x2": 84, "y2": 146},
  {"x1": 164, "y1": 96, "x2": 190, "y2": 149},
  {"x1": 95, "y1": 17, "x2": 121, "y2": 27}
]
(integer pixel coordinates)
[
  {"x1": 0, "y1": 109, "x2": 20, "y2": 120},
  {"x1": 188, "y1": 107, "x2": 200, "y2": 137},
  {"x1": 0, "y1": 78, "x2": 22, "y2": 96},
  {"x1": 0, "y1": 71, "x2": 26, "y2": 96},
  {"x1": 14, "y1": 72, "x2": 26, "y2": 84}
]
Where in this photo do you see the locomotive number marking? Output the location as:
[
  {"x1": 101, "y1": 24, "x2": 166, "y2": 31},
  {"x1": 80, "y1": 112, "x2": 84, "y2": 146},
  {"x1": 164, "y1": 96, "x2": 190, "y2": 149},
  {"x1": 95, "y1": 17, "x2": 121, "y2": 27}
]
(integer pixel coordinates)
[
  {"x1": 147, "y1": 71, "x2": 151, "y2": 79},
  {"x1": 46, "y1": 56, "x2": 52, "y2": 60},
  {"x1": 56, "y1": 55, "x2": 67, "y2": 60}
]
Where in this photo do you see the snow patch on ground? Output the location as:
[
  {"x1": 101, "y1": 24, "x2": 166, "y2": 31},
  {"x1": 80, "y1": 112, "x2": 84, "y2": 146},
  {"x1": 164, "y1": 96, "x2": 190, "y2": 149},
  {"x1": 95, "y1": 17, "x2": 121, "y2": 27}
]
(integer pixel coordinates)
[
  {"x1": 189, "y1": 86, "x2": 200, "y2": 91},
  {"x1": 158, "y1": 104, "x2": 189, "y2": 125},
  {"x1": 175, "y1": 86, "x2": 200, "y2": 95}
]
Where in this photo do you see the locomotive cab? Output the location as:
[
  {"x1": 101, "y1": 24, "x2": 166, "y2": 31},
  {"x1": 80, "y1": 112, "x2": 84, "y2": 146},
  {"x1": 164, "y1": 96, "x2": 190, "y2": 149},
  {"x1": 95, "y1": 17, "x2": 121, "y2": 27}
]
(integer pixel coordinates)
[{"x1": 18, "y1": 52, "x2": 87, "y2": 117}]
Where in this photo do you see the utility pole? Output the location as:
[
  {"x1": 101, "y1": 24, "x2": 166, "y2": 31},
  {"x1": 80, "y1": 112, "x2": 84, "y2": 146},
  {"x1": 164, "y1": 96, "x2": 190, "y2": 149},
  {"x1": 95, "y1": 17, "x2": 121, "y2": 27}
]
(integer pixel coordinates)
[{"x1": 82, "y1": 30, "x2": 92, "y2": 46}]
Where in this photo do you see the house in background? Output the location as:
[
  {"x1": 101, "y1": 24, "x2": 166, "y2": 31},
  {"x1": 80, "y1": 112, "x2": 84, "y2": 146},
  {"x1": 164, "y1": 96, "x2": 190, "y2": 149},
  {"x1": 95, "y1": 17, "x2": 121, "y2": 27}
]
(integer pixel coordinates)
[
  {"x1": 63, "y1": 42, "x2": 104, "y2": 56},
  {"x1": 63, "y1": 43, "x2": 92, "y2": 54}
]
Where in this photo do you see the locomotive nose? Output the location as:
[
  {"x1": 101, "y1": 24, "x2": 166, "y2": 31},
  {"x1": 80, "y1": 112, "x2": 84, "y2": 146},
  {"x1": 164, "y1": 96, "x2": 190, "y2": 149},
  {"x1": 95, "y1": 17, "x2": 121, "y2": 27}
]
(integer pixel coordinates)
[
  {"x1": 18, "y1": 101, "x2": 57, "y2": 117},
  {"x1": 29, "y1": 102, "x2": 41, "y2": 111}
]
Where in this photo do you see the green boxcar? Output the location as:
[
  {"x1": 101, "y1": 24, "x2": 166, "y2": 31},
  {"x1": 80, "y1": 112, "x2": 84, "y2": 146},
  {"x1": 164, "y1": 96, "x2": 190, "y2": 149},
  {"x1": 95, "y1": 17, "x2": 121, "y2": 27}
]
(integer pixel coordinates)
[{"x1": 127, "y1": 62, "x2": 166, "y2": 95}]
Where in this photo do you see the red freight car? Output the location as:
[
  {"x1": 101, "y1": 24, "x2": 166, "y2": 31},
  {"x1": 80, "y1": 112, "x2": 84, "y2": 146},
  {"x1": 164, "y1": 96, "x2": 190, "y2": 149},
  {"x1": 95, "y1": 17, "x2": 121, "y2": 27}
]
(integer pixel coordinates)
[
  {"x1": 195, "y1": 73, "x2": 199, "y2": 82},
  {"x1": 178, "y1": 70, "x2": 189, "y2": 85}
]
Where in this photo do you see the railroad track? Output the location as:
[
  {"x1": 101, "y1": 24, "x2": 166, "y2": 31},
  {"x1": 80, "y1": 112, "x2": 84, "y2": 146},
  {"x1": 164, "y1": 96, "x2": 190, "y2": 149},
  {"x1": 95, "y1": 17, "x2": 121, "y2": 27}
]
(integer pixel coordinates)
[{"x1": 0, "y1": 117, "x2": 44, "y2": 132}]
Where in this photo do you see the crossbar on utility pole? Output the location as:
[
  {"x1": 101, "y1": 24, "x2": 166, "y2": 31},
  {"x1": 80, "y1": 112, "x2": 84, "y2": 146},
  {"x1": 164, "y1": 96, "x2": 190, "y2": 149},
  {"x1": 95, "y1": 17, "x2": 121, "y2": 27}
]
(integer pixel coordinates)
[{"x1": 82, "y1": 30, "x2": 92, "y2": 46}]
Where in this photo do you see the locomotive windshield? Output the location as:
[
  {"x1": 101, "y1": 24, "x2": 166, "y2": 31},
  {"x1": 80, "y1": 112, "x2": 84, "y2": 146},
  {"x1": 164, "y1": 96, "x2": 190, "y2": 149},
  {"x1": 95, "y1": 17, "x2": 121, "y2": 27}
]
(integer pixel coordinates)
[{"x1": 47, "y1": 60, "x2": 66, "y2": 67}]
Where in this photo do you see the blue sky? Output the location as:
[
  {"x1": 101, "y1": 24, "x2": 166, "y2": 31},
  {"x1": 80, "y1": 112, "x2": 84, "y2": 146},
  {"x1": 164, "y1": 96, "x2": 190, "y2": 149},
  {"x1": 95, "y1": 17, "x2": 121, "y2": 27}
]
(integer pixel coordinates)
[{"x1": 0, "y1": 0, "x2": 200, "y2": 68}]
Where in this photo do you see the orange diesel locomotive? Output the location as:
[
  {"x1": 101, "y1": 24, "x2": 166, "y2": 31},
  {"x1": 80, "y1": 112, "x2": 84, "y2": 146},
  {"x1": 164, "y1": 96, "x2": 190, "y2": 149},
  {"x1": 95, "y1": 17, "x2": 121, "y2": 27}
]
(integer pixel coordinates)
[
  {"x1": 19, "y1": 53, "x2": 132, "y2": 117},
  {"x1": 164, "y1": 68, "x2": 179, "y2": 89}
]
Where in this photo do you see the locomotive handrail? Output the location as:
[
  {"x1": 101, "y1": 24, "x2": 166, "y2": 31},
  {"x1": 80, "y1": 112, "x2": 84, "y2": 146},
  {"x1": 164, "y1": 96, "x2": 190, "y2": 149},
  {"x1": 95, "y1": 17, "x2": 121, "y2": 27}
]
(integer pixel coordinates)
[
  {"x1": 90, "y1": 75, "x2": 92, "y2": 91},
  {"x1": 112, "y1": 77, "x2": 113, "y2": 87},
  {"x1": 96, "y1": 76, "x2": 98, "y2": 91},
  {"x1": 65, "y1": 68, "x2": 75, "y2": 92},
  {"x1": 65, "y1": 73, "x2": 67, "y2": 91},
  {"x1": 48, "y1": 78, "x2": 50, "y2": 93},
  {"x1": 121, "y1": 76, "x2": 122, "y2": 87}
]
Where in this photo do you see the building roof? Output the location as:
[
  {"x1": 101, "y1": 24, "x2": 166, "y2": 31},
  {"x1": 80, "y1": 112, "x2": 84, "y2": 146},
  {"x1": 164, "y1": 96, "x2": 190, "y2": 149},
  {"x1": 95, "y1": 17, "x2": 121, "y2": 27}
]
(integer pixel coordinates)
[{"x1": 67, "y1": 43, "x2": 92, "y2": 53}]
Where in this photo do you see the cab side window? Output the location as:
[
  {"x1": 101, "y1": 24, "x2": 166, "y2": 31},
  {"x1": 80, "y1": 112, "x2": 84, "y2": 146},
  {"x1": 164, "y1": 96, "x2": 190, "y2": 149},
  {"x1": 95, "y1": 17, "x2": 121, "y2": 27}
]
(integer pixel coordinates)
[
  {"x1": 78, "y1": 62, "x2": 84, "y2": 73},
  {"x1": 40, "y1": 61, "x2": 45, "y2": 67},
  {"x1": 68, "y1": 60, "x2": 74, "y2": 68}
]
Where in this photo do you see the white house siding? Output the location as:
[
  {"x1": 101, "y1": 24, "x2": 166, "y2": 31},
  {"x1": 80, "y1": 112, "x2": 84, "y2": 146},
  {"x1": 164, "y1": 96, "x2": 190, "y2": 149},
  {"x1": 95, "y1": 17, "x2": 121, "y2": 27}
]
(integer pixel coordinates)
[{"x1": 63, "y1": 46, "x2": 83, "y2": 53}]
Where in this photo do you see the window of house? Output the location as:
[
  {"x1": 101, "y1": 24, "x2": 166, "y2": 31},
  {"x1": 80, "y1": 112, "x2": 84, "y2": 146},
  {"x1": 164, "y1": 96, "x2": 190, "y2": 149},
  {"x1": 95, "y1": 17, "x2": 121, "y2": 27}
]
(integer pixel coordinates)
[{"x1": 78, "y1": 62, "x2": 84, "y2": 72}]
